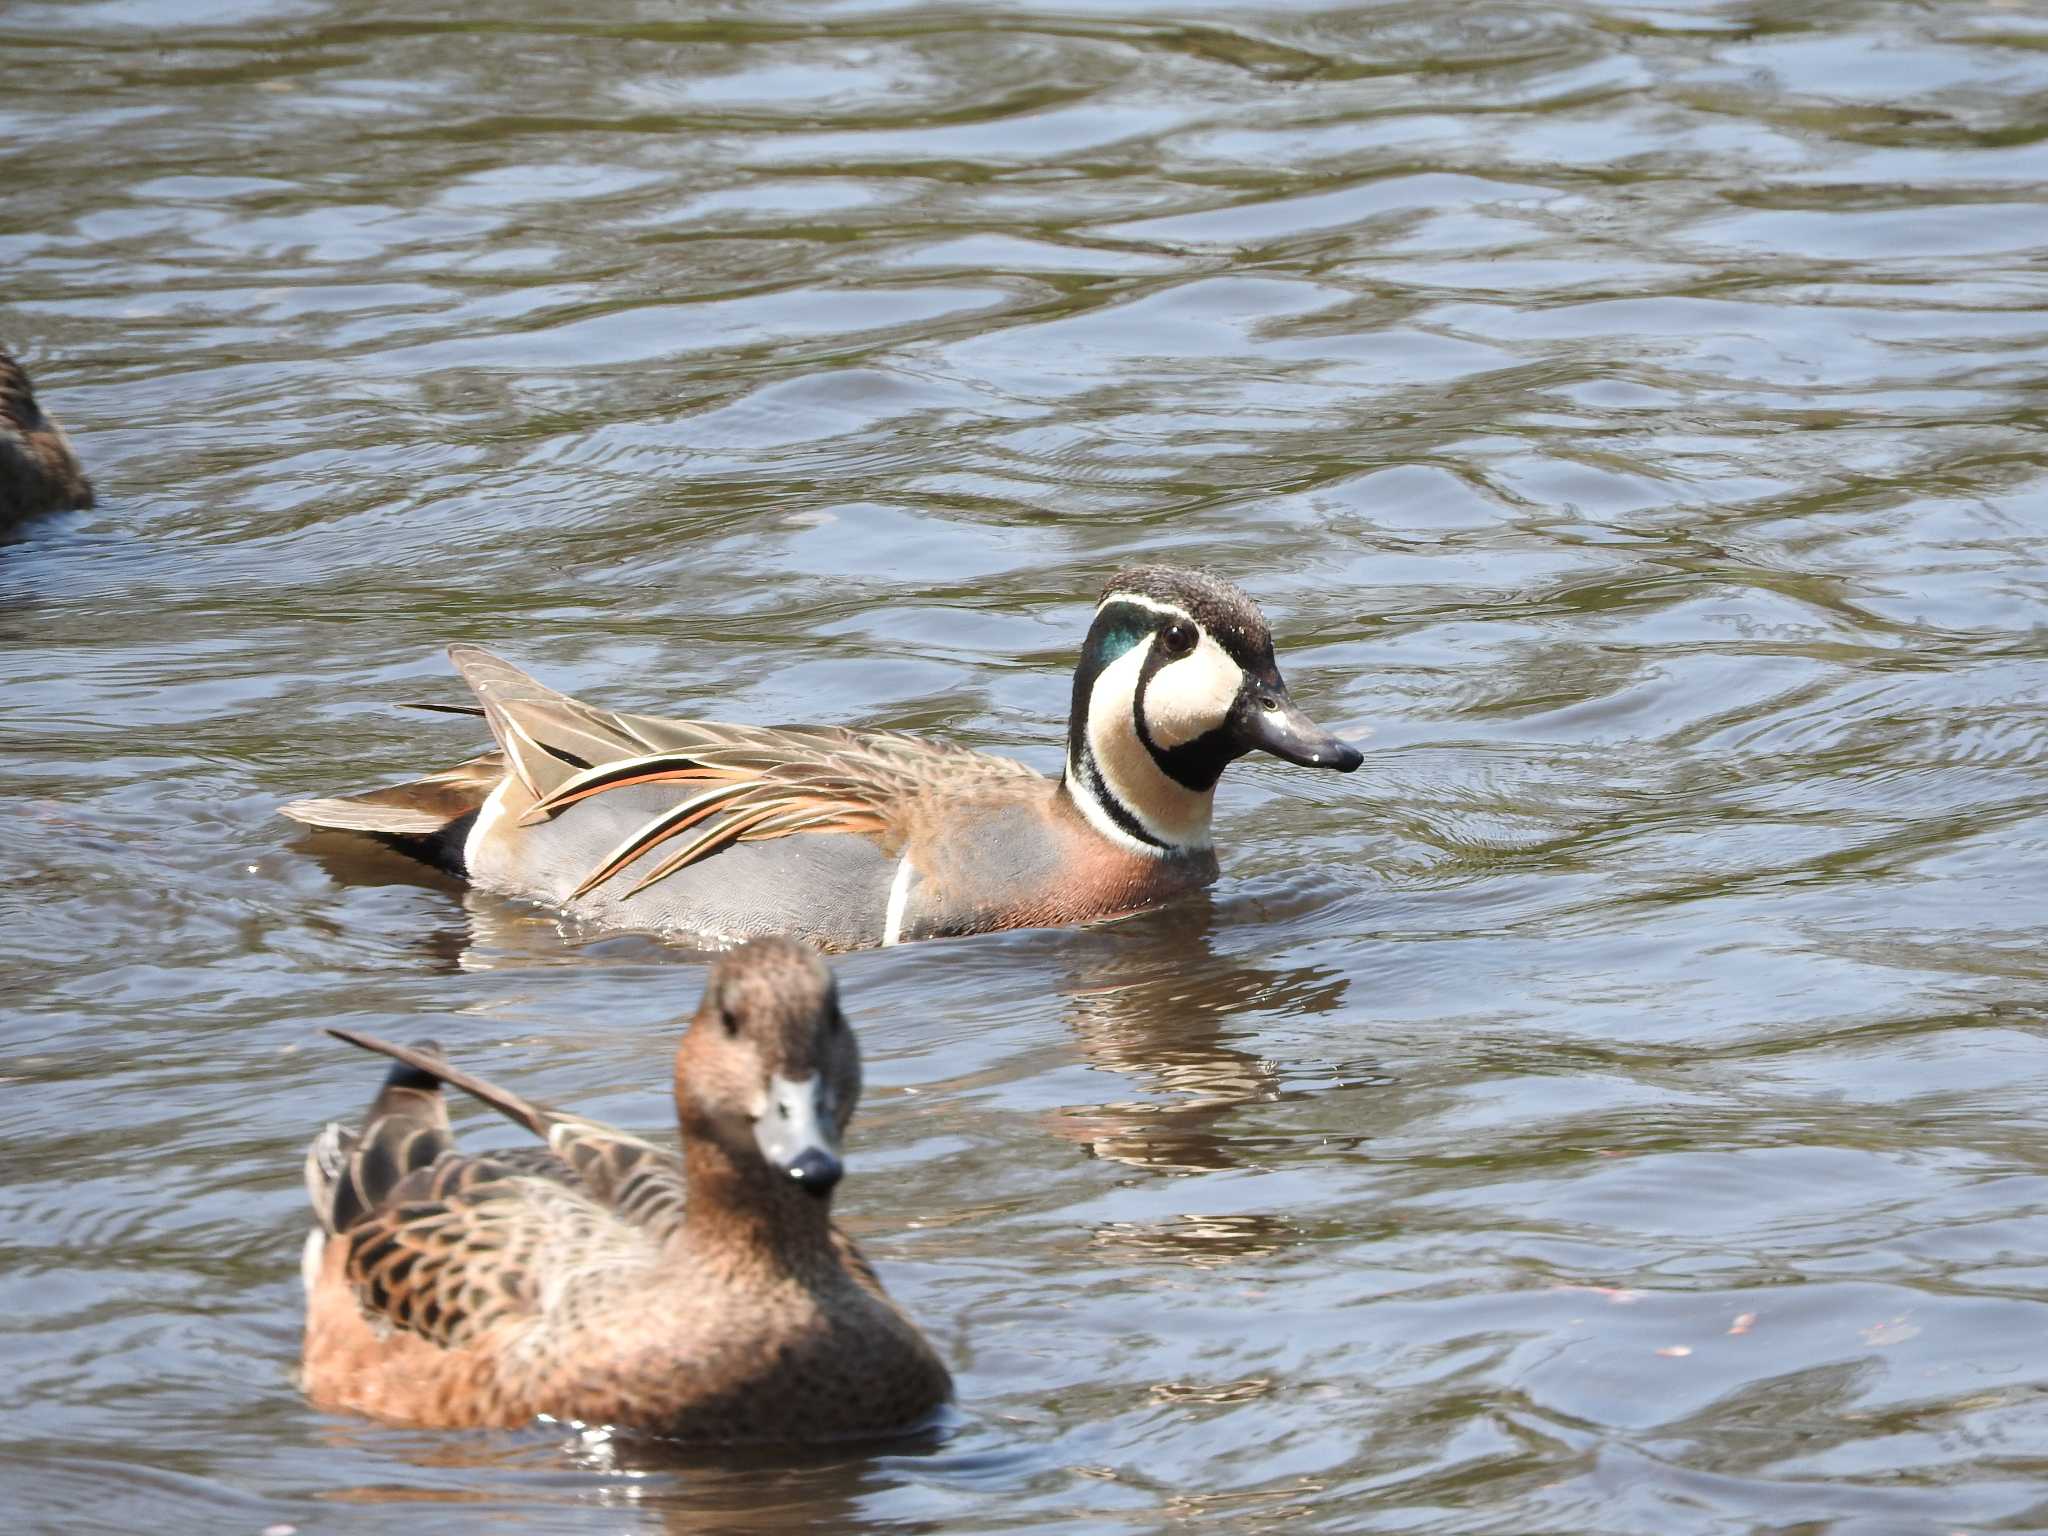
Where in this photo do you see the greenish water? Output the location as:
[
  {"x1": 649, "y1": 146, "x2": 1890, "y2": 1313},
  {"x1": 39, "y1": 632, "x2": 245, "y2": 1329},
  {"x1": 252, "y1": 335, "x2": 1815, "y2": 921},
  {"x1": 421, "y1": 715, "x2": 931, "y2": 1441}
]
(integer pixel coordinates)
[{"x1": 6, "y1": 1, "x2": 2048, "y2": 1531}]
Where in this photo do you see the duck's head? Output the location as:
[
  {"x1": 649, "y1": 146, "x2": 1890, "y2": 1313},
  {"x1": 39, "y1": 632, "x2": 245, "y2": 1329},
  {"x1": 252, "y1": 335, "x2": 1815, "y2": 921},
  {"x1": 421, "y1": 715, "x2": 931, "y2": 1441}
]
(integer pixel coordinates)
[
  {"x1": 675, "y1": 937, "x2": 861, "y2": 1200},
  {"x1": 1064, "y1": 565, "x2": 1362, "y2": 856}
]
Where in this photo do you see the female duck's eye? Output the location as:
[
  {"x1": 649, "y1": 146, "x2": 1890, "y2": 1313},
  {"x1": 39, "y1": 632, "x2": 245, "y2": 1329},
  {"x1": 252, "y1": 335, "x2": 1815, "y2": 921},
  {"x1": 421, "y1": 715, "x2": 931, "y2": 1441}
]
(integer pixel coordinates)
[
  {"x1": 1161, "y1": 620, "x2": 1197, "y2": 658},
  {"x1": 720, "y1": 1004, "x2": 741, "y2": 1038}
]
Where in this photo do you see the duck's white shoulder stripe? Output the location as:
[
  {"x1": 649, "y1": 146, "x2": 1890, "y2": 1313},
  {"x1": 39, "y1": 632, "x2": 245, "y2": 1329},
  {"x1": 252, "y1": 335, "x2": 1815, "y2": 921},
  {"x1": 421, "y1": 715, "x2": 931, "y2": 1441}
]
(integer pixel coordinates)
[
  {"x1": 881, "y1": 853, "x2": 916, "y2": 946},
  {"x1": 464, "y1": 775, "x2": 517, "y2": 869}
]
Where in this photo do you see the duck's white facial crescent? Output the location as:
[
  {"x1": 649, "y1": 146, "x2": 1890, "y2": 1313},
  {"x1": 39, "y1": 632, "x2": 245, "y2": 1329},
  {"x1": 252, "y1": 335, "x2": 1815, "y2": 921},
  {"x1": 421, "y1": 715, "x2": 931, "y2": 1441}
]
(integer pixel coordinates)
[
  {"x1": 1142, "y1": 629, "x2": 1244, "y2": 748},
  {"x1": 1095, "y1": 593, "x2": 1246, "y2": 749}
]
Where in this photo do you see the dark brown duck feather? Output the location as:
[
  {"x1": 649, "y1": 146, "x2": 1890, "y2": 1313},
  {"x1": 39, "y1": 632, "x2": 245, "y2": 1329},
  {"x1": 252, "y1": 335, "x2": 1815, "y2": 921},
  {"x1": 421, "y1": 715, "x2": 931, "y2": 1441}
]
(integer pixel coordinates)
[{"x1": 0, "y1": 350, "x2": 94, "y2": 526}]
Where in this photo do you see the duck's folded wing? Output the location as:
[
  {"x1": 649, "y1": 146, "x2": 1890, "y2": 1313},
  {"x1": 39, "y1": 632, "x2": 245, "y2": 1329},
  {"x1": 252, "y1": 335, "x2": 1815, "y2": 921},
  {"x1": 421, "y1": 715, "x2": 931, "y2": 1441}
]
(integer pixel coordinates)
[
  {"x1": 447, "y1": 643, "x2": 1044, "y2": 897},
  {"x1": 327, "y1": 1029, "x2": 688, "y2": 1239},
  {"x1": 531, "y1": 740, "x2": 916, "y2": 899},
  {"x1": 341, "y1": 1157, "x2": 656, "y2": 1348},
  {"x1": 455, "y1": 661, "x2": 1044, "y2": 900},
  {"x1": 447, "y1": 646, "x2": 903, "y2": 894}
]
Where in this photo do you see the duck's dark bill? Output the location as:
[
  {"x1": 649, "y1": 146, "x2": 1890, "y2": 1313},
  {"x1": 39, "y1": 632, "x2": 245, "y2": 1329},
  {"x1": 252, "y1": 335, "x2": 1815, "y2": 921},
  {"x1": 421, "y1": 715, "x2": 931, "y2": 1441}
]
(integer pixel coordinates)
[
  {"x1": 1233, "y1": 691, "x2": 1364, "y2": 772},
  {"x1": 786, "y1": 1147, "x2": 844, "y2": 1197}
]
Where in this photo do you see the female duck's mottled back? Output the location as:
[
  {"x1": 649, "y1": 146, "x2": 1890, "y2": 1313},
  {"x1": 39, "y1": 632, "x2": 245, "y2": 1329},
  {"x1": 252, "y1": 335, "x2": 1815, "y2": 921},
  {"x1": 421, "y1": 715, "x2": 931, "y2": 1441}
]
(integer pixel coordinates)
[
  {"x1": 299, "y1": 936, "x2": 952, "y2": 1440},
  {"x1": 282, "y1": 565, "x2": 1363, "y2": 950},
  {"x1": 0, "y1": 350, "x2": 93, "y2": 528}
]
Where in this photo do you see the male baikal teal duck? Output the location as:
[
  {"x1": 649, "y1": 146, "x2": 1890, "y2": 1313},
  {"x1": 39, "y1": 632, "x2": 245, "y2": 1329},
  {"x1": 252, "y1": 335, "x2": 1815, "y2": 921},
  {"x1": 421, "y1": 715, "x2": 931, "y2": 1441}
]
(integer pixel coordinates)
[{"x1": 283, "y1": 565, "x2": 1363, "y2": 950}]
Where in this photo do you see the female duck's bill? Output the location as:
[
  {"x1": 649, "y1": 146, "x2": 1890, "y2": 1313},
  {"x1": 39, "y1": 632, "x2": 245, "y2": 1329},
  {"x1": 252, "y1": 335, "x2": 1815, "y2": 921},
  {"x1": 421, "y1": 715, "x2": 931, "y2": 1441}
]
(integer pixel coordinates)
[
  {"x1": 0, "y1": 350, "x2": 93, "y2": 530},
  {"x1": 280, "y1": 564, "x2": 1364, "y2": 950},
  {"x1": 299, "y1": 935, "x2": 954, "y2": 1441}
]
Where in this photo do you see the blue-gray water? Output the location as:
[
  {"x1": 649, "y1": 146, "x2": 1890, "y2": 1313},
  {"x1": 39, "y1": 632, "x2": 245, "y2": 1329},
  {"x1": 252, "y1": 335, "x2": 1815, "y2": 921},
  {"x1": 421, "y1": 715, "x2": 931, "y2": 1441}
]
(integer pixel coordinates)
[{"x1": 6, "y1": 1, "x2": 2048, "y2": 1531}]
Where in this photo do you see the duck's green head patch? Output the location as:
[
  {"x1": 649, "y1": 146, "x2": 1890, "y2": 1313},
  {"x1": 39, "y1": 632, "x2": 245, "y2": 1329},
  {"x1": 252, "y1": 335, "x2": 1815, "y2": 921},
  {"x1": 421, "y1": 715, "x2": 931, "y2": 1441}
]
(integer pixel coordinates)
[{"x1": 1083, "y1": 606, "x2": 1150, "y2": 674}]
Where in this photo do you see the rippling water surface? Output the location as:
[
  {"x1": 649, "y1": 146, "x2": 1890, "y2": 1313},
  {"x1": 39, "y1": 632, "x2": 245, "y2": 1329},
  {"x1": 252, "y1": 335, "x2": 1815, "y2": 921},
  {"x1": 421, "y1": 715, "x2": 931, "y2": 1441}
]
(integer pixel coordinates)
[{"x1": 8, "y1": 1, "x2": 2048, "y2": 1530}]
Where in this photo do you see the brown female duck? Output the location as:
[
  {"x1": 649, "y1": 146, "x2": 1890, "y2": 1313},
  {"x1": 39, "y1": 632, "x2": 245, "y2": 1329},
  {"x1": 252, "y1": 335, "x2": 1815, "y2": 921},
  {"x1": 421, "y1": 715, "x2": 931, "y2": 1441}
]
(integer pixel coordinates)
[
  {"x1": 299, "y1": 937, "x2": 951, "y2": 1439},
  {"x1": 0, "y1": 350, "x2": 93, "y2": 527},
  {"x1": 282, "y1": 564, "x2": 1362, "y2": 950}
]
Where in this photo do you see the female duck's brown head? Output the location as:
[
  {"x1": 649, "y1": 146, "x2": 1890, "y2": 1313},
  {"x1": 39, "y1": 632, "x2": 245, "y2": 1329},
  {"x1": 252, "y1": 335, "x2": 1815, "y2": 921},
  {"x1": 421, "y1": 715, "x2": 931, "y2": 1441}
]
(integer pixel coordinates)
[
  {"x1": 675, "y1": 936, "x2": 861, "y2": 1200},
  {"x1": 0, "y1": 350, "x2": 94, "y2": 526}
]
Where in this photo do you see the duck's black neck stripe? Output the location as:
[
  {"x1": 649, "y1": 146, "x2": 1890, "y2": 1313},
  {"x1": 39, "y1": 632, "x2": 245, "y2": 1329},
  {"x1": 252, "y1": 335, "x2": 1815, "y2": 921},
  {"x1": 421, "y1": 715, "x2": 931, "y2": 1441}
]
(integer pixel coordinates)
[{"x1": 1072, "y1": 741, "x2": 1170, "y2": 851}]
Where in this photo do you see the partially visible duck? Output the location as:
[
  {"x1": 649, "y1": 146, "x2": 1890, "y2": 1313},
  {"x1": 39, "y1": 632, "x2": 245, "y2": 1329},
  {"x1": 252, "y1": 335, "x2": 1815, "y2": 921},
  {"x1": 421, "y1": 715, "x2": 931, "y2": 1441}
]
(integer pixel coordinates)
[
  {"x1": 299, "y1": 936, "x2": 952, "y2": 1440},
  {"x1": 282, "y1": 565, "x2": 1363, "y2": 950},
  {"x1": 0, "y1": 349, "x2": 93, "y2": 527}
]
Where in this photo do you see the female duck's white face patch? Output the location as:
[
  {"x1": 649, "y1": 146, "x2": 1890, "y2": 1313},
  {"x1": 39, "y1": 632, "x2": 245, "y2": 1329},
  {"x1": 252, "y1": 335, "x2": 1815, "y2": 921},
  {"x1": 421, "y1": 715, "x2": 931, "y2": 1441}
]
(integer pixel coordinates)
[
  {"x1": 752, "y1": 1073, "x2": 836, "y2": 1169},
  {"x1": 1141, "y1": 631, "x2": 1244, "y2": 749}
]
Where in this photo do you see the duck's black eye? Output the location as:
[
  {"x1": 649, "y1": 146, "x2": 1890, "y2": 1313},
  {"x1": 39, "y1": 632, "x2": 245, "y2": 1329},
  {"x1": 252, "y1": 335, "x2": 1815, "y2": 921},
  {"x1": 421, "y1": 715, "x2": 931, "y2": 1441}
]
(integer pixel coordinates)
[
  {"x1": 1160, "y1": 619, "x2": 1197, "y2": 658},
  {"x1": 720, "y1": 1003, "x2": 742, "y2": 1038}
]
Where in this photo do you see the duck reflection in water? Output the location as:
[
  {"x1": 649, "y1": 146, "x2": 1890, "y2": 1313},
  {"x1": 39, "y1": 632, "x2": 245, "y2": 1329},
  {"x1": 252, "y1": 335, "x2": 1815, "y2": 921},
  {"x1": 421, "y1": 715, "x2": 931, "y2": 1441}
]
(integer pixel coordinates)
[
  {"x1": 1046, "y1": 900, "x2": 1354, "y2": 1158},
  {"x1": 1043, "y1": 899, "x2": 1377, "y2": 1266},
  {"x1": 310, "y1": 1411, "x2": 955, "y2": 1525}
]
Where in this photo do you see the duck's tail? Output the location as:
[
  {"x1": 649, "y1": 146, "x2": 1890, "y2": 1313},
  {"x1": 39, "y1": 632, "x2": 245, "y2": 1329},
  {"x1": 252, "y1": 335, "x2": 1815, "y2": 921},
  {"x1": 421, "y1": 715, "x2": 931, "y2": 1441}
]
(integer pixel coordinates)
[
  {"x1": 280, "y1": 642, "x2": 611, "y2": 862},
  {"x1": 301, "y1": 1038, "x2": 453, "y2": 1296},
  {"x1": 304, "y1": 1040, "x2": 454, "y2": 1235},
  {"x1": 280, "y1": 752, "x2": 504, "y2": 868}
]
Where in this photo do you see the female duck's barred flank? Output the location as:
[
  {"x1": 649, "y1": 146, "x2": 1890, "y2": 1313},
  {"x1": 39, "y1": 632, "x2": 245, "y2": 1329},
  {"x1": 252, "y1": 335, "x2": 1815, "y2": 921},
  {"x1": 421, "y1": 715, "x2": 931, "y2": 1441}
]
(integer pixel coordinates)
[{"x1": 281, "y1": 565, "x2": 1363, "y2": 951}]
